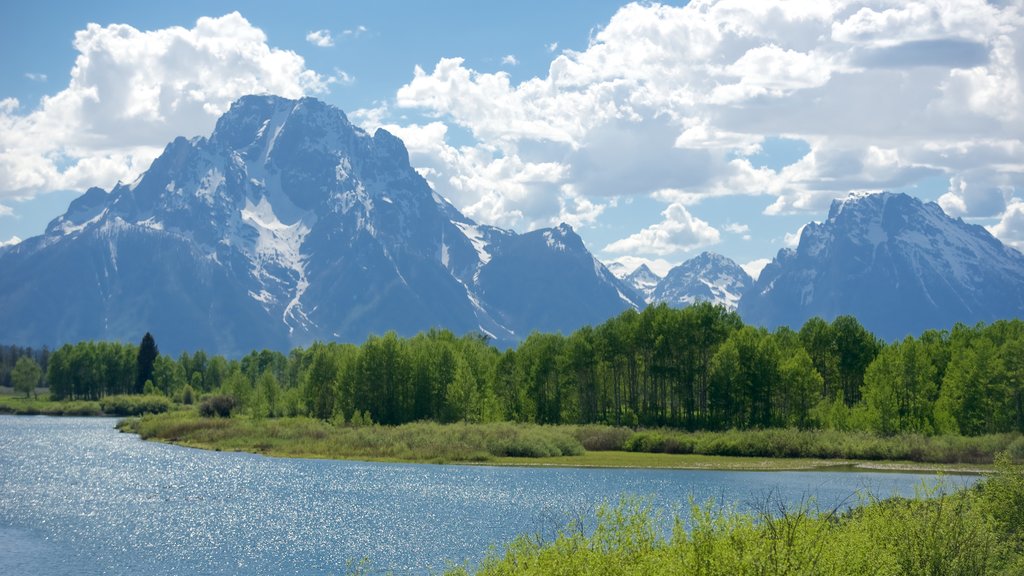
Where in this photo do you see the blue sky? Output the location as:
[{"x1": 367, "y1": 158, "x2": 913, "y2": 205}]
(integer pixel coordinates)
[{"x1": 2, "y1": 1, "x2": 1024, "y2": 276}]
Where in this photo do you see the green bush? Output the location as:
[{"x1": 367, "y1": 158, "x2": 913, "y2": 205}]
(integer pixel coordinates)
[
  {"x1": 198, "y1": 395, "x2": 236, "y2": 418},
  {"x1": 99, "y1": 394, "x2": 172, "y2": 416},
  {"x1": 452, "y1": 464, "x2": 1024, "y2": 576}
]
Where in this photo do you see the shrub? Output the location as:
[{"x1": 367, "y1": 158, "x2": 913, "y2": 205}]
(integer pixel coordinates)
[
  {"x1": 99, "y1": 394, "x2": 172, "y2": 416},
  {"x1": 573, "y1": 425, "x2": 632, "y2": 451},
  {"x1": 199, "y1": 395, "x2": 236, "y2": 418}
]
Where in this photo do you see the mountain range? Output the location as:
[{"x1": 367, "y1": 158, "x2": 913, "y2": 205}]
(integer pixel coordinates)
[
  {"x1": 613, "y1": 253, "x2": 752, "y2": 311},
  {"x1": 0, "y1": 95, "x2": 638, "y2": 355},
  {"x1": 739, "y1": 192, "x2": 1024, "y2": 340},
  {"x1": 1, "y1": 96, "x2": 1022, "y2": 353}
]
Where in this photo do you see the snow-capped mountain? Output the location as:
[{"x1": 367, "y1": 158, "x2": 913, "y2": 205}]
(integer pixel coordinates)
[
  {"x1": 0, "y1": 95, "x2": 639, "y2": 355},
  {"x1": 650, "y1": 252, "x2": 751, "y2": 310},
  {"x1": 739, "y1": 192, "x2": 1024, "y2": 340},
  {"x1": 623, "y1": 264, "x2": 662, "y2": 302}
]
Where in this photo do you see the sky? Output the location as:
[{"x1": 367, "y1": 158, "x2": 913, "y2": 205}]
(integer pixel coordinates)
[{"x1": 3, "y1": 1, "x2": 1024, "y2": 278}]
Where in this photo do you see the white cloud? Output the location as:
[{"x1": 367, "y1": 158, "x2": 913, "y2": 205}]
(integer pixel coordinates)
[
  {"x1": 784, "y1": 223, "x2": 809, "y2": 248},
  {"x1": 741, "y1": 258, "x2": 772, "y2": 280},
  {"x1": 0, "y1": 235, "x2": 21, "y2": 247},
  {"x1": 938, "y1": 175, "x2": 1010, "y2": 217},
  {"x1": 723, "y1": 221, "x2": 751, "y2": 240},
  {"x1": 604, "y1": 203, "x2": 720, "y2": 256},
  {"x1": 546, "y1": 42, "x2": 559, "y2": 53},
  {"x1": 306, "y1": 29, "x2": 334, "y2": 47},
  {"x1": 501, "y1": 54, "x2": 518, "y2": 66},
  {"x1": 24, "y1": 73, "x2": 47, "y2": 82},
  {"x1": 988, "y1": 197, "x2": 1024, "y2": 250},
  {"x1": 605, "y1": 255, "x2": 673, "y2": 277},
  {"x1": 372, "y1": 0, "x2": 1024, "y2": 265},
  {"x1": 0, "y1": 13, "x2": 329, "y2": 202},
  {"x1": 0, "y1": 203, "x2": 11, "y2": 216},
  {"x1": 343, "y1": 25, "x2": 368, "y2": 37}
]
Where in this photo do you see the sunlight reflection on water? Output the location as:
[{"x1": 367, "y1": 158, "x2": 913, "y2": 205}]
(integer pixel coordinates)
[{"x1": 0, "y1": 416, "x2": 979, "y2": 575}]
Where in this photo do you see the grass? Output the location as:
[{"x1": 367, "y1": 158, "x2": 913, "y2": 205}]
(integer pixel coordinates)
[
  {"x1": 0, "y1": 394, "x2": 102, "y2": 416},
  {"x1": 446, "y1": 455, "x2": 1024, "y2": 575},
  {"x1": 120, "y1": 412, "x2": 585, "y2": 463},
  {"x1": 119, "y1": 411, "x2": 1003, "y2": 472}
]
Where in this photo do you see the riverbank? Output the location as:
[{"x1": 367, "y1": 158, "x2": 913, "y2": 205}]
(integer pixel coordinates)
[
  {"x1": 120, "y1": 411, "x2": 1013, "y2": 473},
  {"x1": 446, "y1": 455, "x2": 1024, "y2": 576},
  {"x1": 0, "y1": 394, "x2": 172, "y2": 417}
]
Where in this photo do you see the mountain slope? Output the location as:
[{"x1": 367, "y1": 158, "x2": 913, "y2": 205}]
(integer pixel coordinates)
[
  {"x1": 623, "y1": 264, "x2": 661, "y2": 303},
  {"x1": 651, "y1": 252, "x2": 751, "y2": 310},
  {"x1": 739, "y1": 192, "x2": 1024, "y2": 339},
  {"x1": 0, "y1": 95, "x2": 638, "y2": 354}
]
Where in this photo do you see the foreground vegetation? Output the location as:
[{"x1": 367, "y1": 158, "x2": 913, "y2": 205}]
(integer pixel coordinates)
[
  {"x1": 122, "y1": 411, "x2": 1020, "y2": 468},
  {"x1": 446, "y1": 455, "x2": 1024, "y2": 575}
]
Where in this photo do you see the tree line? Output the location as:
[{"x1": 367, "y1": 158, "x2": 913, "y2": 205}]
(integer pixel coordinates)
[{"x1": 24, "y1": 303, "x2": 1024, "y2": 436}]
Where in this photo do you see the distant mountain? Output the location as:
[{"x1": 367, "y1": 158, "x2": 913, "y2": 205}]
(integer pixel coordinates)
[
  {"x1": 739, "y1": 192, "x2": 1024, "y2": 339},
  {"x1": 651, "y1": 252, "x2": 752, "y2": 310},
  {"x1": 0, "y1": 95, "x2": 639, "y2": 355},
  {"x1": 623, "y1": 264, "x2": 661, "y2": 302}
]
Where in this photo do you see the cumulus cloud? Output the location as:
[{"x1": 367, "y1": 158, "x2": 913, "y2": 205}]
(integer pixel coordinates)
[
  {"x1": 501, "y1": 54, "x2": 518, "y2": 66},
  {"x1": 365, "y1": 0, "x2": 1024, "y2": 263},
  {"x1": 784, "y1": 223, "x2": 809, "y2": 248},
  {"x1": 723, "y1": 222, "x2": 751, "y2": 240},
  {"x1": 0, "y1": 235, "x2": 20, "y2": 247},
  {"x1": 988, "y1": 197, "x2": 1024, "y2": 251},
  {"x1": 604, "y1": 203, "x2": 720, "y2": 256},
  {"x1": 938, "y1": 174, "x2": 1011, "y2": 217},
  {"x1": 0, "y1": 12, "x2": 329, "y2": 202},
  {"x1": 24, "y1": 73, "x2": 47, "y2": 82},
  {"x1": 305, "y1": 29, "x2": 334, "y2": 47},
  {"x1": 741, "y1": 258, "x2": 772, "y2": 280}
]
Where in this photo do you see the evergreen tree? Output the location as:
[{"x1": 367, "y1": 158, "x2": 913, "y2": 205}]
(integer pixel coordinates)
[{"x1": 135, "y1": 332, "x2": 159, "y2": 394}]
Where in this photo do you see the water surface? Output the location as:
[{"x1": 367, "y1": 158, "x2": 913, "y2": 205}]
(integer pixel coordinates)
[{"x1": 0, "y1": 416, "x2": 978, "y2": 575}]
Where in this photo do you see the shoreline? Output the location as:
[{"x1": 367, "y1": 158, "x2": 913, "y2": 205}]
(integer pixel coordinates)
[{"x1": 128, "y1": 432, "x2": 991, "y2": 475}]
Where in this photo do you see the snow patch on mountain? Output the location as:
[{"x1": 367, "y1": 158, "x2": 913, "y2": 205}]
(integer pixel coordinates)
[{"x1": 454, "y1": 221, "x2": 492, "y2": 265}]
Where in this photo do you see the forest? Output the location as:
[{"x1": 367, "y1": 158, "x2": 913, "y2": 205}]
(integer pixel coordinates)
[{"x1": 9, "y1": 302, "x2": 1023, "y2": 438}]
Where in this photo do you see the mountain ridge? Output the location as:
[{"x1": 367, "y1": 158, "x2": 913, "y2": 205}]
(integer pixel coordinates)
[
  {"x1": 739, "y1": 191, "x2": 1024, "y2": 339},
  {"x1": 0, "y1": 95, "x2": 639, "y2": 354}
]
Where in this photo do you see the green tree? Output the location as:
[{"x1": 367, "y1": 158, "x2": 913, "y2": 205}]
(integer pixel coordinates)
[
  {"x1": 135, "y1": 332, "x2": 159, "y2": 394},
  {"x1": 862, "y1": 338, "x2": 938, "y2": 435},
  {"x1": 11, "y1": 356, "x2": 42, "y2": 398}
]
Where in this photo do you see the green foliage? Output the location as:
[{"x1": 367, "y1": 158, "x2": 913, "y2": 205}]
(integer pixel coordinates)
[
  {"x1": 11, "y1": 356, "x2": 42, "y2": 398},
  {"x1": 135, "y1": 332, "x2": 159, "y2": 393},
  {"x1": 198, "y1": 395, "x2": 236, "y2": 418},
  {"x1": 453, "y1": 464, "x2": 1024, "y2": 576},
  {"x1": 98, "y1": 394, "x2": 172, "y2": 416},
  {"x1": 0, "y1": 395, "x2": 102, "y2": 416},
  {"x1": 125, "y1": 412, "x2": 584, "y2": 462},
  {"x1": 19, "y1": 313, "x2": 1024, "y2": 442}
]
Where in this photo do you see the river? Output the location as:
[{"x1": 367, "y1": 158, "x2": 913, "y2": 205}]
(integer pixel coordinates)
[{"x1": 0, "y1": 416, "x2": 979, "y2": 575}]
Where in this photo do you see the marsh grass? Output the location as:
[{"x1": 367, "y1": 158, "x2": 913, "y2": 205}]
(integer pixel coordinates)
[
  {"x1": 122, "y1": 412, "x2": 584, "y2": 462},
  {"x1": 623, "y1": 428, "x2": 1022, "y2": 464},
  {"x1": 0, "y1": 394, "x2": 102, "y2": 416},
  {"x1": 450, "y1": 457, "x2": 1024, "y2": 575},
  {"x1": 121, "y1": 412, "x2": 1021, "y2": 466}
]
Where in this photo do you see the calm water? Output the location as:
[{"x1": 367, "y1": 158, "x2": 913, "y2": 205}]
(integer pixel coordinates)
[{"x1": 0, "y1": 417, "x2": 978, "y2": 575}]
